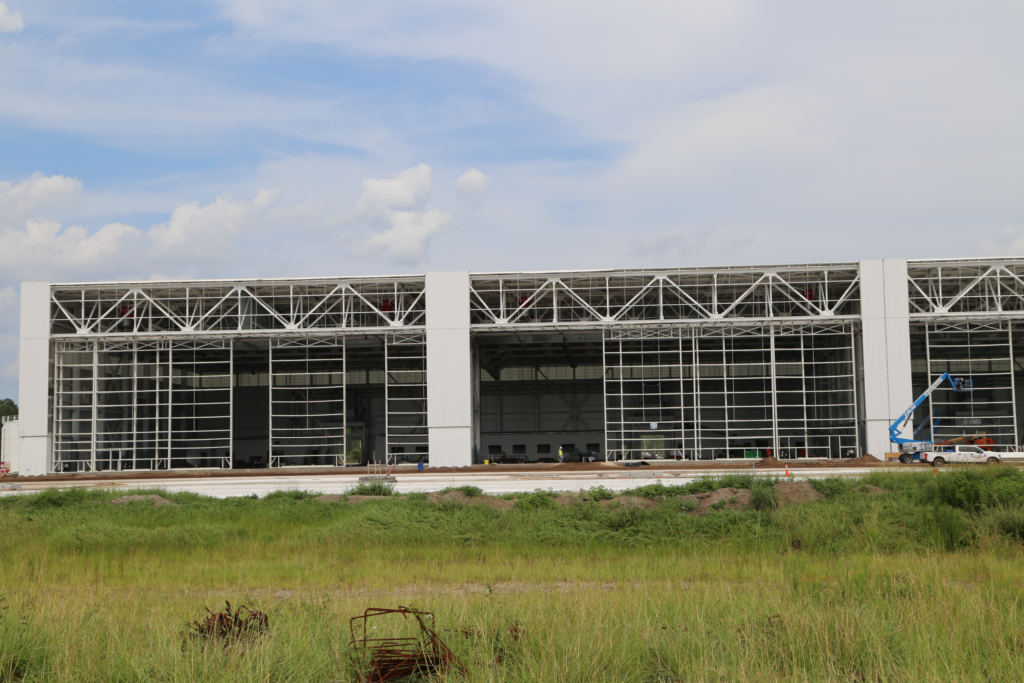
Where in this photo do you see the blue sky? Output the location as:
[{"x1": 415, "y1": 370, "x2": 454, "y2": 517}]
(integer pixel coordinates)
[{"x1": 1, "y1": 0, "x2": 1022, "y2": 400}]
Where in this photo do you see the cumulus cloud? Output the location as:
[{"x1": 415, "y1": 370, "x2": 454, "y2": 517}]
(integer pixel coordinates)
[
  {"x1": 0, "y1": 219, "x2": 141, "y2": 280},
  {"x1": 353, "y1": 165, "x2": 452, "y2": 263},
  {"x1": 0, "y1": 1, "x2": 23, "y2": 33},
  {"x1": 356, "y1": 164, "x2": 433, "y2": 215},
  {"x1": 455, "y1": 168, "x2": 489, "y2": 206},
  {"x1": 979, "y1": 227, "x2": 1024, "y2": 256},
  {"x1": 0, "y1": 173, "x2": 82, "y2": 219},
  {"x1": 148, "y1": 197, "x2": 253, "y2": 263}
]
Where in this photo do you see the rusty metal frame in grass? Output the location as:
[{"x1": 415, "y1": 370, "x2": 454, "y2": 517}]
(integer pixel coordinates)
[
  {"x1": 349, "y1": 606, "x2": 466, "y2": 682},
  {"x1": 184, "y1": 601, "x2": 269, "y2": 649}
]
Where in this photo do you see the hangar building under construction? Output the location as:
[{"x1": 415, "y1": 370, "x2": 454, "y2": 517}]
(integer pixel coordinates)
[{"x1": 9, "y1": 257, "x2": 1024, "y2": 475}]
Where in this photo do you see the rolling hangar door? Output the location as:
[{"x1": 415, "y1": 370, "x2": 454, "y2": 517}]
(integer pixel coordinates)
[
  {"x1": 468, "y1": 266, "x2": 863, "y2": 463},
  {"x1": 604, "y1": 322, "x2": 859, "y2": 461},
  {"x1": 48, "y1": 277, "x2": 428, "y2": 472},
  {"x1": 905, "y1": 261, "x2": 1024, "y2": 449}
]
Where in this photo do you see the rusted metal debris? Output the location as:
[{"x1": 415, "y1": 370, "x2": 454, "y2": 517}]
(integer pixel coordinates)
[
  {"x1": 453, "y1": 621, "x2": 523, "y2": 664},
  {"x1": 184, "y1": 601, "x2": 269, "y2": 648},
  {"x1": 348, "y1": 606, "x2": 467, "y2": 682}
]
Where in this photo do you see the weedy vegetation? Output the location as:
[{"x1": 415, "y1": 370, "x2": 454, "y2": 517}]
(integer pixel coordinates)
[{"x1": 1, "y1": 466, "x2": 1024, "y2": 681}]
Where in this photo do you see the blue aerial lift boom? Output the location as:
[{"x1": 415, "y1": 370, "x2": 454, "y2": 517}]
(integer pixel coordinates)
[{"x1": 890, "y1": 372, "x2": 972, "y2": 463}]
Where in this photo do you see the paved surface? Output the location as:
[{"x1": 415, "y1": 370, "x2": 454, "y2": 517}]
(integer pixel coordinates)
[{"x1": 1, "y1": 467, "x2": 879, "y2": 498}]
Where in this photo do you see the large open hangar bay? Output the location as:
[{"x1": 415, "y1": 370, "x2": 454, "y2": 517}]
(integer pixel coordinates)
[{"x1": 9, "y1": 258, "x2": 1024, "y2": 476}]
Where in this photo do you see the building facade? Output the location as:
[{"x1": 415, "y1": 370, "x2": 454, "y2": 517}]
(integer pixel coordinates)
[{"x1": 14, "y1": 257, "x2": 1024, "y2": 475}]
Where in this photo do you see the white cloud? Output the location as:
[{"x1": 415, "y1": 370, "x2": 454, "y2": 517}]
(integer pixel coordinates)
[
  {"x1": 356, "y1": 164, "x2": 433, "y2": 215},
  {"x1": 362, "y1": 209, "x2": 451, "y2": 263},
  {"x1": 353, "y1": 165, "x2": 452, "y2": 263},
  {"x1": 455, "y1": 168, "x2": 489, "y2": 205},
  {"x1": 0, "y1": 173, "x2": 82, "y2": 219},
  {"x1": 979, "y1": 227, "x2": 1024, "y2": 256},
  {"x1": 147, "y1": 196, "x2": 253, "y2": 263},
  {"x1": 0, "y1": 219, "x2": 141, "y2": 280},
  {"x1": 0, "y1": 1, "x2": 23, "y2": 33}
]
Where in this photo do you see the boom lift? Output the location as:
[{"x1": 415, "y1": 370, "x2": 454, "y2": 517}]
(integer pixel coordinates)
[{"x1": 890, "y1": 372, "x2": 972, "y2": 463}]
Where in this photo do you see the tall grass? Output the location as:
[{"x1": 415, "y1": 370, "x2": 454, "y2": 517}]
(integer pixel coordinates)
[{"x1": 1, "y1": 468, "x2": 1023, "y2": 681}]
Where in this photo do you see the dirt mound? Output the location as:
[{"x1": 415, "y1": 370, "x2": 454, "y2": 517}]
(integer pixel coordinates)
[
  {"x1": 109, "y1": 494, "x2": 178, "y2": 507},
  {"x1": 852, "y1": 484, "x2": 888, "y2": 495},
  {"x1": 345, "y1": 495, "x2": 393, "y2": 505},
  {"x1": 757, "y1": 456, "x2": 835, "y2": 468},
  {"x1": 681, "y1": 488, "x2": 753, "y2": 515},
  {"x1": 599, "y1": 496, "x2": 658, "y2": 509},
  {"x1": 774, "y1": 481, "x2": 825, "y2": 505},
  {"x1": 837, "y1": 454, "x2": 883, "y2": 467},
  {"x1": 428, "y1": 491, "x2": 515, "y2": 510}
]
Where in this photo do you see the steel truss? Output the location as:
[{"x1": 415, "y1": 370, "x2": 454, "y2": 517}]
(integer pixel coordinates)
[
  {"x1": 49, "y1": 276, "x2": 427, "y2": 337},
  {"x1": 269, "y1": 337, "x2": 346, "y2": 467},
  {"x1": 53, "y1": 338, "x2": 232, "y2": 473},
  {"x1": 603, "y1": 322, "x2": 858, "y2": 461},
  {"x1": 910, "y1": 319, "x2": 1019, "y2": 447},
  {"x1": 384, "y1": 332, "x2": 428, "y2": 465},
  {"x1": 470, "y1": 265, "x2": 860, "y2": 327},
  {"x1": 908, "y1": 259, "x2": 1024, "y2": 317}
]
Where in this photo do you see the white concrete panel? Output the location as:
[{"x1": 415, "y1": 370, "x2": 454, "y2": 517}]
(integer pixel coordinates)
[
  {"x1": 426, "y1": 272, "x2": 472, "y2": 466},
  {"x1": 425, "y1": 271, "x2": 469, "y2": 330},
  {"x1": 18, "y1": 438, "x2": 49, "y2": 477},
  {"x1": 426, "y1": 327, "x2": 471, "y2": 429},
  {"x1": 859, "y1": 261, "x2": 888, "y2": 420},
  {"x1": 882, "y1": 259, "x2": 913, "y2": 428},
  {"x1": 19, "y1": 283, "x2": 50, "y2": 476},
  {"x1": 1, "y1": 420, "x2": 19, "y2": 473},
  {"x1": 428, "y1": 426, "x2": 472, "y2": 467}
]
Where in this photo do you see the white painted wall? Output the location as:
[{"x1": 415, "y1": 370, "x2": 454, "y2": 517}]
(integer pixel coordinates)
[
  {"x1": 18, "y1": 283, "x2": 51, "y2": 476},
  {"x1": 860, "y1": 260, "x2": 913, "y2": 457},
  {"x1": 425, "y1": 271, "x2": 473, "y2": 467},
  {"x1": 1, "y1": 419, "x2": 19, "y2": 473}
]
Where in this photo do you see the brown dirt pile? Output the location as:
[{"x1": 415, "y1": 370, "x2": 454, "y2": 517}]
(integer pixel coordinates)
[
  {"x1": 599, "y1": 496, "x2": 658, "y2": 509},
  {"x1": 428, "y1": 491, "x2": 515, "y2": 510},
  {"x1": 838, "y1": 454, "x2": 884, "y2": 467},
  {"x1": 774, "y1": 481, "x2": 825, "y2": 505},
  {"x1": 681, "y1": 488, "x2": 753, "y2": 515},
  {"x1": 852, "y1": 484, "x2": 888, "y2": 495},
  {"x1": 343, "y1": 495, "x2": 392, "y2": 505},
  {"x1": 109, "y1": 494, "x2": 178, "y2": 507}
]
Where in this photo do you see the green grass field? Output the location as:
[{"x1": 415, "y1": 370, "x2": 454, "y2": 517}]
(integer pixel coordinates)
[{"x1": 2, "y1": 467, "x2": 1024, "y2": 682}]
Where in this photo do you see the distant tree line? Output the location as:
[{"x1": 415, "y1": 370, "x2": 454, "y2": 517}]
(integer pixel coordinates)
[{"x1": 0, "y1": 398, "x2": 16, "y2": 418}]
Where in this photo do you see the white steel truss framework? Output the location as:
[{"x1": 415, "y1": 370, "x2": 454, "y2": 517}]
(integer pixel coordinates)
[
  {"x1": 269, "y1": 337, "x2": 347, "y2": 467},
  {"x1": 53, "y1": 338, "x2": 232, "y2": 473},
  {"x1": 49, "y1": 277, "x2": 427, "y2": 337},
  {"x1": 51, "y1": 333, "x2": 429, "y2": 471},
  {"x1": 911, "y1": 319, "x2": 1019, "y2": 447},
  {"x1": 603, "y1": 322, "x2": 859, "y2": 460},
  {"x1": 470, "y1": 265, "x2": 860, "y2": 328},
  {"x1": 384, "y1": 332, "x2": 428, "y2": 465},
  {"x1": 908, "y1": 260, "x2": 1024, "y2": 317}
]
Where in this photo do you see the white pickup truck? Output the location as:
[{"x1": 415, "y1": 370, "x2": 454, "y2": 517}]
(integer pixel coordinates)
[{"x1": 919, "y1": 445, "x2": 1002, "y2": 465}]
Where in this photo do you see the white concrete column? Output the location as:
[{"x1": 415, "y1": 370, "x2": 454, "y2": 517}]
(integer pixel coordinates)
[
  {"x1": 860, "y1": 260, "x2": 913, "y2": 458},
  {"x1": 18, "y1": 282, "x2": 51, "y2": 476},
  {"x1": 425, "y1": 271, "x2": 473, "y2": 467}
]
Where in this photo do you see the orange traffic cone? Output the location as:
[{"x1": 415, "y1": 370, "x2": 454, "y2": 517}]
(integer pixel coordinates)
[{"x1": 785, "y1": 465, "x2": 790, "y2": 478}]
